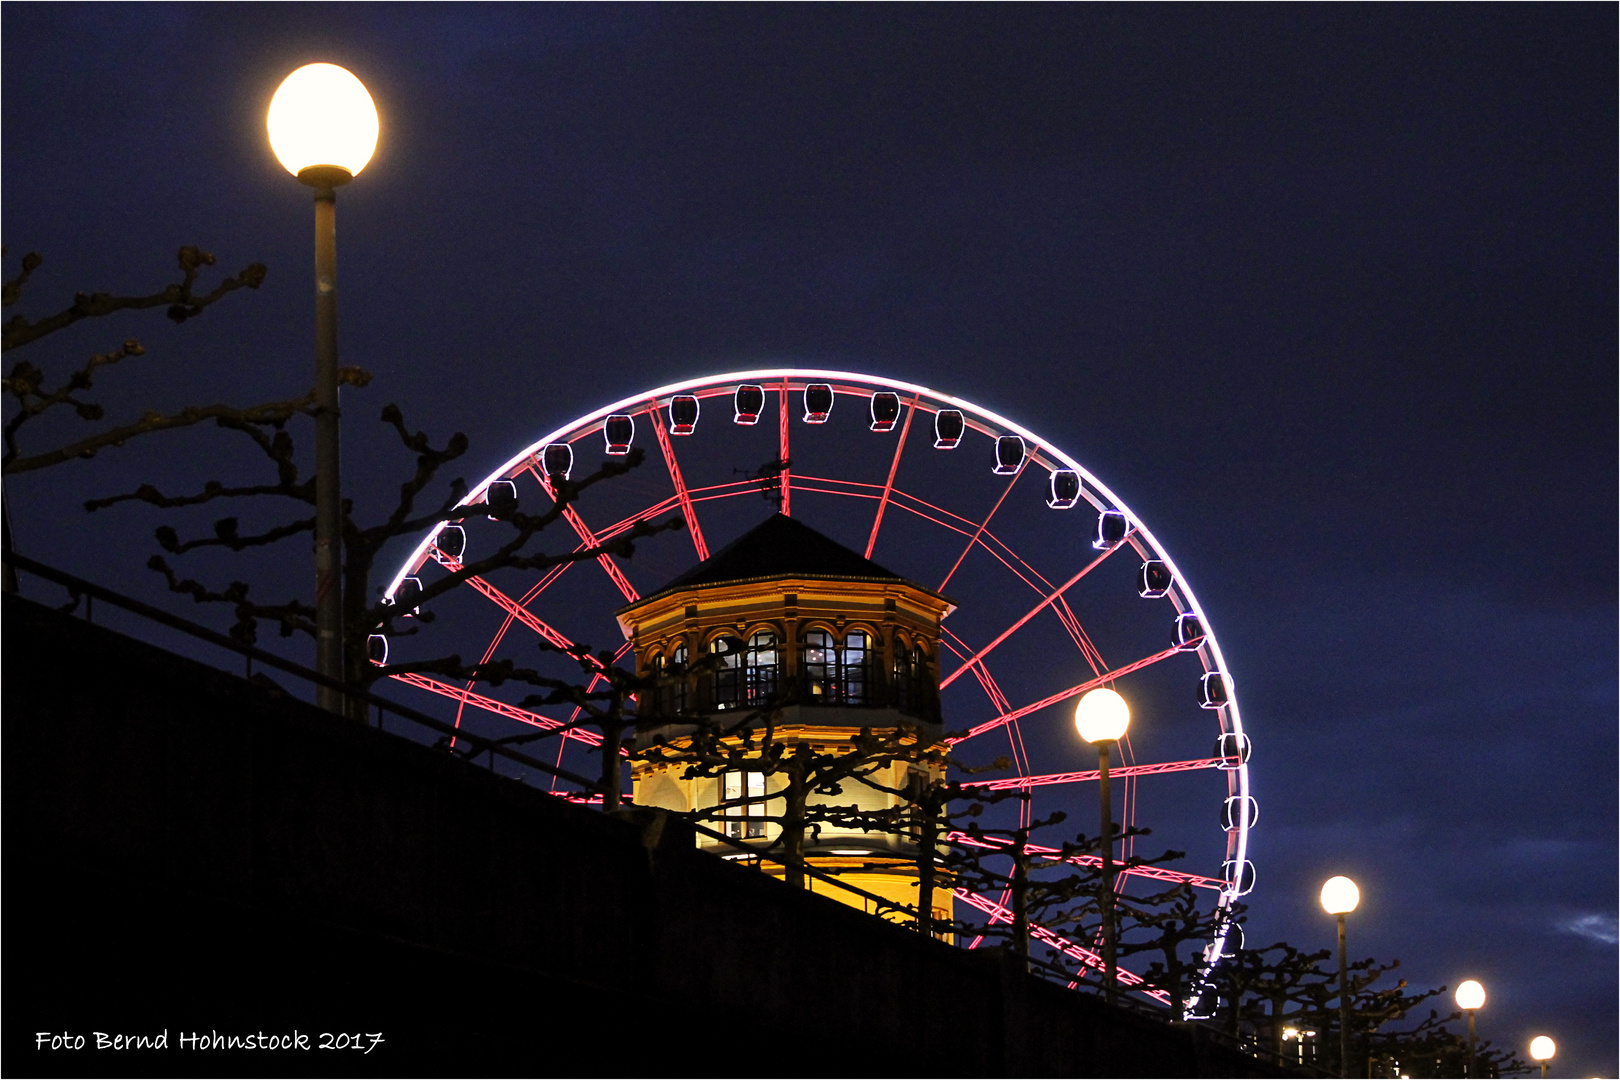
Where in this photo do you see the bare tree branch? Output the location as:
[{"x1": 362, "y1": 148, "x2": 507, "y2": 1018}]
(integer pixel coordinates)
[{"x1": 2, "y1": 246, "x2": 266, "y2": 351}]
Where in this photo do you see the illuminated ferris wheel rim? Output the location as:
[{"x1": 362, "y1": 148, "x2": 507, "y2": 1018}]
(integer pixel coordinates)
[{"x1": 384, "y1": 366, "x2": 1251, "y2": 912}]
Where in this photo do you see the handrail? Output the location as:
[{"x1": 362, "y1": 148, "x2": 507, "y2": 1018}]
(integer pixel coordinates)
[
  {"x1": 3, "y1": 551, "x2": 600, "y2": 792},
  {"x1": 3, "y1": 551, "x2": 1314, "y2": 1068}
]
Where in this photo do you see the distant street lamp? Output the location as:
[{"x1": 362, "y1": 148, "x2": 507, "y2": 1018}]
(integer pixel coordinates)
[
  {"x1": 1455, "y1": 979, "x2": 1486, "y2": 1077},
  {"x1": 1529, "y1": 1034, "x2": 1556, "y2": 1078},
  {"x1": 1075, "y1": 686, "x2": 1130, "y2": 1003},
  {"x1": 266, "y1": 63, "x2": 378, "y2": 715},
  {"x1": 1320, "y1": 875, "x2": 1360, "y2": 1078}
]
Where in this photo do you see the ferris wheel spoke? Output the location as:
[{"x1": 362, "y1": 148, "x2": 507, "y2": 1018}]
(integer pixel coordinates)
[
  {"x1": 646, "y1": 400, "x2": 710, "y2": 561},
  {"x1": 432, "y1": 552, "x2": 599, "y2": 661},
  {"x1": 962, "y1": 757, "x2": 1226, "y2": 791},
  {"x1": 939, "y1": 545, "x2": 1121, "y2": 691},
  {"x1": 1050, "y1": 597, "x2": 1109, "y2": 677},
  {"x1": 562, "y1": 642, "x2": 637, "y2": 729},
  {"x1": 388, "y1": 672, "x2": 601, "y2": 747},
  {"x1": 938, "y1": 458, "x2": 1030, "y2": 592},
  {"x1": 950, "y1": 834, "x2": 1226, "y2": 894},
  {"x1": 865, "y1": 394, "x2": 920, "y2": 559},
  {"x1": 593, "y1": 493, "x2": 682, "y2": 541},
  {"x1": 952, "y1": 888, "x2": 1170, "y2": 1004},
  {"x1": 945, "y1": 645, "x2": 1183, "y2": 745},
  {"x1": 778, "y1": 378, "x2": 792, "y2": 517},
  {"x1": 531, "y1": 471, "x2": 640, "y2": 604},
  {"x1": 939, "y1": 628, "x2": 1014, "y2": 715}
]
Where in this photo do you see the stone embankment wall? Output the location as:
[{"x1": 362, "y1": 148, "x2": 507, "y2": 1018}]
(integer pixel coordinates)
[{"x1": 5, "y1": 594, "x2": 1283, "y2": 1078}]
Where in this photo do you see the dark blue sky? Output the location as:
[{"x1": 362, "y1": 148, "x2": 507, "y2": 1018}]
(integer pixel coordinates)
[{"x1": 5, "y1": 5, "x2": 1614, "y2": 1073}]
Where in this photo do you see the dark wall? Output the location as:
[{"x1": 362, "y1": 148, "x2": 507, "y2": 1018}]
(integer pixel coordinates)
[{"x1": 4, "y1": 594, "x2": 1282, "y2": 1078}]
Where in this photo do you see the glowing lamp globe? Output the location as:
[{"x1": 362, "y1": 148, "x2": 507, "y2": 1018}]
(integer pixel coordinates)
[
  {"x1": 1074, "y1": 687, "x2": 1130, "y2": 744},
  {"x1": 267, "y1": 63, "x2": 378, "y2": 182},
  {"x1": 1319, "y1": 875, "x2": 1360, "y2": 915},
  {"x1": 1455, "y1": 979, "x2": 1486, "y2": 1011},
  {"x1": 1529, "y1": 1036, "x2": 1556, "y2": 1062}
]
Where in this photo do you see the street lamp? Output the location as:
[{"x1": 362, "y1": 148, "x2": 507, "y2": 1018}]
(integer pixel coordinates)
[
  {"x1": 1455, "y1": 979, "x2": 1486, "y2": 1077},
  {"x1": 266, "y1": 63, "x2": 378, "y2": 715},
  {"x1": 1075, "y1": 686, "x2": 1130, "y2": 1003},
  {"x1": 1528, "y1": 1035, "x2": 1555, "y2": 1079},
  {"x1": 1320, "y1": 875, "x2": 1360, "y2": 1078}
]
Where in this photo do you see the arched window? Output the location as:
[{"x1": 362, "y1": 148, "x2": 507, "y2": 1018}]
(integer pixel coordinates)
[
  {"x1": 801, "y1": 629, "x2": 835, "y2": 702},
  {"x1": 744, "y1": 630, "x2": 778, "y2": 704},
  {"x1": 892, "y1": 635, "x2": 914, "y2": 711},
  {"x1": 711, "y1": 635, "x2": 744, "y2": 709},
  {"x1": 801, "y1": 628, "x2": 872, "y2": 706},
  {"x1": 660, "y1": 642, "x2": 688, "y2": 716}
]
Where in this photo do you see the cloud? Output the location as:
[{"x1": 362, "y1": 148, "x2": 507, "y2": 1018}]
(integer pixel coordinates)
[{"x1": 1556, "y1": 913, "x2": 1618, "y2": 945}]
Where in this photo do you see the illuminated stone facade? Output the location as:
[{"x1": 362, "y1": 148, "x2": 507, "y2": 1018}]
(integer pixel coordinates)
[{"x1": 620, "y1": 514, "x2": 955, "y2": 927}]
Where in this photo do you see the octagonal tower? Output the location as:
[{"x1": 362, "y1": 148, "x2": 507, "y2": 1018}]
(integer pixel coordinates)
[{"x1": 620, "y1": 513, "x2": 955, "y2": 927}]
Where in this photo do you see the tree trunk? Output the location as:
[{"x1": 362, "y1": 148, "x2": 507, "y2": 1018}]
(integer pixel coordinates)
[
  {"x1": 1166, "y1": 954, "x2": 1184, "y2": 1020},
  {"x1": 341, "y1": 544, "x2": 372, "y2": 723},
  {"x1": 916, "y1": 809, "x2": 937, "y2": 935},
  {"x1": 2, "y1": 490, "x2": 17, "y2": 594},
  {"x1": 1010, "y1": 833, "x2": 1029, "y2": 959},
  {"x1": 783, "y1": 752, "x2": 808, "y2": 889},
  {"x1": 599, "y1": 717, "x2": 624, "y2": 811}
]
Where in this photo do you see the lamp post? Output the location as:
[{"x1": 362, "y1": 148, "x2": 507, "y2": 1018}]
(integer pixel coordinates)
[
  {"x1": 1319, "y1": 875, "x2": 1360, "y2": 1078},
  {"x1": 1074, "y1": 686, "x2": 1130, "y2": 1004},
  {"x1": 1455, "y1": 979, "x2": 1486, "y2": 1077},
  {"x1": 266, "y1": 63, "x2": 378, "y2": 715},
  {"x1": 1528, "y1": 1035, "x2": 1556, "y2": 1079}
]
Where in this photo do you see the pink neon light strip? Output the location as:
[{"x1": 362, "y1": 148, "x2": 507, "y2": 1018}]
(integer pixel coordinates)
[
  {"x1": 953, "y1": 889, "x2": 1170, "y2": 1004},
  {"x1": 389, "y1": 672, "x2": 602, "y2": 747},
  {"x1": 939, "y1": 544, "x2": 1119, "y2": 691},
  {"x1": 938, "y1": 458, "x2": 1027, "y2": 592},
  {"x1": 947, "y1": 832, "x2": 1225, "y2": 892},
  {"x1": 962, "y1": 758, "x2": 1224, "y2": 790},
  {"x1": 778, "y1": 378, "x2": 791, "y2": 517},
  {"x1": 648, "y1": 401, "x2": 710, "y2": 561},
  {"x1": 865, "y1": 395, "x2": 918, "y2": 559},
  {"x1": 562, "y1": 641, "x2": 637, "y2": 730},
  {"x1": 434, "y1": 552, "x2": 581, "y2": 654},
  {"x1": 947, "y1": 645, "x2": 1183, "y2": 745},
  {"x1": 531, "y1": 469, "x2": 640, "y2": 603}
]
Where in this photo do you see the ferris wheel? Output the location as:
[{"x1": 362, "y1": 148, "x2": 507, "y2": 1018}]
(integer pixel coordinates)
[{"x1": 382, "y1": 368, "x2": 1254, "y2": 1008}]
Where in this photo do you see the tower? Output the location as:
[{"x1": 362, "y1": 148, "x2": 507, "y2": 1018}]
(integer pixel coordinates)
[{"x1": 620, "y1": 513, "x2": 955, "y2": 928}]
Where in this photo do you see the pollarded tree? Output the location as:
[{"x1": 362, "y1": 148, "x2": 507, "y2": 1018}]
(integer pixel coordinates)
[
  {"x1": 87, "y1": 387, "x2": 682, "y2": 735},
  {"x1": 1116, "y1": 884, "x2": 1246, "y2": 1020},
  {"x1": 634, "y1": 683, "x2": 947, "y2": 892},
  {"x1": 2, "y1": 245, "x2": 280, "y2": 591},
  {"x1": 1236, "y1": 941, "x2": 1334, "y2": 1061}
]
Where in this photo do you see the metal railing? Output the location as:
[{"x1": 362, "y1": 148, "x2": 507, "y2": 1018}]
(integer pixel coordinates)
[
  {"x1": 3, "y1": 550, "x2": 1315, "y2": 1071},
  {"x1": 4, "y1": 551, "x2": 598, "y2": 791}
]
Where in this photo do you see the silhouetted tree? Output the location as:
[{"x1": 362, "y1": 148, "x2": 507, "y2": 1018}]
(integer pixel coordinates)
[
  {"x1": 2, "y1": 245, "x2": 275, "y2": 591},
  {"x1": 90, "y1": 403, "x2": 678, "y2": 722},
  {"x1": 1117, "y1": 884, "x2": 1243, "y2": 1020},
  {"x1": 635, "y1": 688, "x2": 944, "y2": 892}
]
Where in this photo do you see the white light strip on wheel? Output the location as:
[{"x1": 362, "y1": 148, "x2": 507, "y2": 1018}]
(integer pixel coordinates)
[{"x1": 382, "y1": 367, "x2": 1250, "y2": 933}]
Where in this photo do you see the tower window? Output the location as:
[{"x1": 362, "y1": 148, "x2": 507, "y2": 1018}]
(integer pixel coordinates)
[
  {"x1": 801, "y1": 628, "x2": 872, "y2": 706},
  {"x1": 657, "y1": 642, "x2": 688, "y2": 716},
  {"x1": 712, "y1": 632, "x2": 777, "y2": 710},
  {"x1": 722, "y1": 770, "x2": 768, "y2": 840}
]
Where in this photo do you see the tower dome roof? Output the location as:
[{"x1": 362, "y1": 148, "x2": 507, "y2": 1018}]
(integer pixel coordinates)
[{"x1": 643, "y1": 514, "x2": 914, "y2": 598}]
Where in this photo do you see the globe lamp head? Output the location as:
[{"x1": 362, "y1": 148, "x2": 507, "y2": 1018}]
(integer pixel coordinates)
[
  {"x1": 1529, "y1": 1036, "x2": 1556, "y2": 1062},
  {"x1": 1455, "y1": 979, "x2": 1486, "y2": 1011},
  {"x1": 1319, "y1": 875, "x2": 1360, "y2": 915},
  {"x1": 1074, "y1": 687, "x2": 1130, "y2": 744},
  {"x1": 267, "y1": 63, "x2": 378, "y2": 183}
]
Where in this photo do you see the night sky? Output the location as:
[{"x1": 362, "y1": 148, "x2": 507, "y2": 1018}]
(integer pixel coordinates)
[{"x1": 4, "y1": 5, "x2": 1614, "y2": 1074}]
